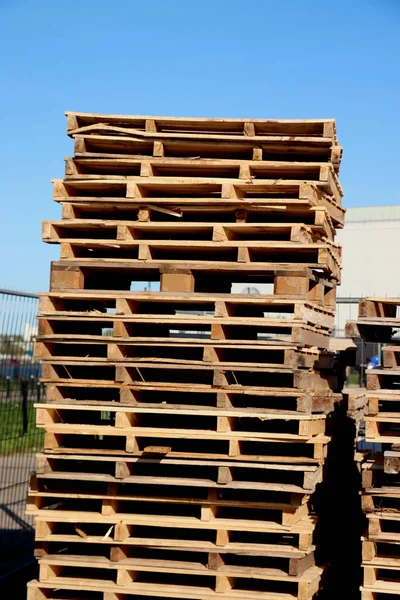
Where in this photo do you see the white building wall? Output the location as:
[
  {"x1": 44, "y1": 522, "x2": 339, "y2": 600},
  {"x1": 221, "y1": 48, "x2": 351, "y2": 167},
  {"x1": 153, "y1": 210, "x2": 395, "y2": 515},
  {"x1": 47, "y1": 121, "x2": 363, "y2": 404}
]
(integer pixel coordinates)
[
  {"x1": 337, "y1": 219, "x2": 400, "y2": 298},
  {"x1": 335, "y1": 206, "x2": 400, "y2": 336}
]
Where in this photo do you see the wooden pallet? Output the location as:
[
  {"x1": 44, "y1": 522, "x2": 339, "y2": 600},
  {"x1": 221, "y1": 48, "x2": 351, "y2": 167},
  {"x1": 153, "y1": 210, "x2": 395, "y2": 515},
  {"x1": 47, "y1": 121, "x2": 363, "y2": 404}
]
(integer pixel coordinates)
[
  {"x1": 365, "y1": 416, "x2": 400, "y2": 444},
  {"x1": 48, "y1": 262, "x2": 337, "y2": 305},
  {"x1": 47, "y1": 260, "x2": 340, "y2": 285},
  {"x1": 63, "y1": 156, "x2": 342, "y2": 197},
  {"x1": 36, "y1": 403, "x2": 328, "y2": 436},
  {"x1": 48, "y1": 262, "x2": 340, "y2": 307},
  {"x1": 65, "y1": 155, "x2": 338, "y2": 178},
  {"x1": 28, "y1": 497, "x2": 312, "y2": 533},
  {"x1": 35, "y1": 339, "x2": 335, "y2": 371},
  {"x1": 362, "y1": 453, "x2": 400, "y2": 487},
  {"x1": 52, "y1": 174, "x2": 342, "y2": 204},
  {"x1": 347, "y1": 297, "x2": 400, "y2": 344},
  {"x1": 28, "y1": 576, "x2": 320, "y2": 600},
  {"x1": 66, "y1": 111, "x2": 339, "y2": 143},
  {"x1": 43, "y1": 219, "x2": 334, "y2": 246},
  {"x1": 365, "y1": 392, "x2": 400, "y2": 419},
  {"x1": 362, "y1": 491, "x2": 400, "y2": 515},
  {"x1": 346, "y1": 321, "x2": 400, "y2": 343},
  {"x1": 52, "y1": 178, "x2": 344, "y2": 226},
  {"x1": 36, "y1": 403, "x2": 329, "y2": 461},
  {"x1": 29, "y1": 496, "x2": 312, "y2": 537},
  {"x1": 30, "y1": 552, "x2": 322, "y2": 599},
  {"x1": 38, "y1": 289, "x2": 336, "y2": 316},
  {"x1": 345, "y1": 389, "x2": 367, "y2": 423},
  {"x1": 33, "y1": 530, "x2": 316, "y2": 564},
  {"x1": 358, "y1": 299, "x2": 400, "y2": 319},
  {"x1": 66, "y1": 113, "x2": 340, "y2": 161},
  {"x1": 38, "y1": 430, "x2": 328, "y2": 463},
  {"x1": 367, "y1": 511, "x2": 400, "y2": 543},
  {"x1": 33, "y1": 511, "x2": 317, "y2": 552},
  {"x1": 39, "y1": 358, "x2": 337, "y2": 391},
  {"x1": 34, "y1": 542, "x2": 315, "y2": 577},
  {"x1": 38, "y1": 350, "x2": 337, "y2": 385},
  {"x1": 56, "y1": 239, "x2": 339, "y2": 270},
  {"x1": 66, "y1": 112, "x2": 339, "y2": 139},
  {"x1": 38, "y1": 293, "x2": 336, "y2": 330},
  {"x1": 37, "y1": 320, "x2": 331, "y2": 350},
  {"x1": 367, "y1": 369, "x2": 400, "y2": 392},
  {"x1": 28, "y1": 493, "x2": 310, "y2": 532},
  {"x1": 361, "y1": 453, "x2": 400, "y2": 490},
  {"x1": 50, "y1": 241, "x2": 340, "y2": 281},
  {"x1": 42, "y1": 381, "x2": 339, "y2": 415},
  {"x1": 72, "y1": 133, "x2": 342, "y2": 175},
  {"x1": 32, "y1": 453, "x2": 322, "y2": 493},
  {"x1": 363, "y1": 538, "x2": 400, "y2": 560},
  {"x1": 37, "y1": 290, "x2": 335, "y2": 330},
  {"x1": 59, "y1": 197, "x2": 337, "y2": 238},
  {"x1": 363, "y1": 561, "x2": 400, "y2": 593},
  {"x1": 362, "y1": 455, "x2": 388, "y2": 489},
  {"x1": 362, "y1": 539, "x2": 400, "y2": 597},
  {"x1": 30, "y1": 469, "x2": 311, "y2": 527}
]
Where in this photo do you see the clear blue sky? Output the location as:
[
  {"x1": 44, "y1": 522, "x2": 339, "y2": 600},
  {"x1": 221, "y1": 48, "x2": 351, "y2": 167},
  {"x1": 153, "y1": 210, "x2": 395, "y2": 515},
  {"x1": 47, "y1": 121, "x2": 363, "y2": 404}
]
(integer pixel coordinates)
[{"x1": 1, "y1": 0, "x2": 399, "y2": 292}]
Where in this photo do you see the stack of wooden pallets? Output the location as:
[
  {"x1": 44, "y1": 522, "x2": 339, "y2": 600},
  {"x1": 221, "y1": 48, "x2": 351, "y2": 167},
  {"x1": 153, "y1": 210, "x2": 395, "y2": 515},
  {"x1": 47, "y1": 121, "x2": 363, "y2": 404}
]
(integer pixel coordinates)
[
  {"x1": 27, "y1": 113, "x2": 346, "y2": 600},
  {"x1": 347, "y1": 299, "x2": 400, "y2": 599}
]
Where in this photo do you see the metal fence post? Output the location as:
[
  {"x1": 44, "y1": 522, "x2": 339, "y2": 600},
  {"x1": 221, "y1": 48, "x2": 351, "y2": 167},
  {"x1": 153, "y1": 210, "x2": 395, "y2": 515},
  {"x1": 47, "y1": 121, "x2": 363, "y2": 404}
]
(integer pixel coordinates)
[{"x1": 20, "y1": 379, "x2": 28, "y2": 433}]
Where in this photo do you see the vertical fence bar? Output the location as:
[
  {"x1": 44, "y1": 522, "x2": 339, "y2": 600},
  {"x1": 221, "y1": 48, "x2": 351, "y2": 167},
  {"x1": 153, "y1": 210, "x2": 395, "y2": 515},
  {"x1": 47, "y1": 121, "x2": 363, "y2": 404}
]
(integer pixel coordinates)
[{"x1": 20, "y1": 380, "x2": 28, "y2": 434}]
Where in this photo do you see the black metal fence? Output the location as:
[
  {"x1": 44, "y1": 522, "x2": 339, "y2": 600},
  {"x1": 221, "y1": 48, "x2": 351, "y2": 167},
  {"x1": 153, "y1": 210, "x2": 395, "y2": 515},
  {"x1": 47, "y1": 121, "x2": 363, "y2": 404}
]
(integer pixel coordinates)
[
  {"x1": 0, "y1": 289, "x2": 44, "y2": 578},
  {"x1": 335, "y1": 297, "x2": 382, "y2": 387}
]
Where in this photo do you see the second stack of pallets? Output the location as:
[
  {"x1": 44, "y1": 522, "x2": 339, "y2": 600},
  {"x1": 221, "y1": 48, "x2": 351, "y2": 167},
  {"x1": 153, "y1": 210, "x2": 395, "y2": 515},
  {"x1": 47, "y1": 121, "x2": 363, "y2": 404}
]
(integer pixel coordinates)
[
  {"x1": 28, "y1": 113, "x2": 345, "y2": 600},
  {"x1": 348, "y1": 299, "x2": 400, "y2": 599}
]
